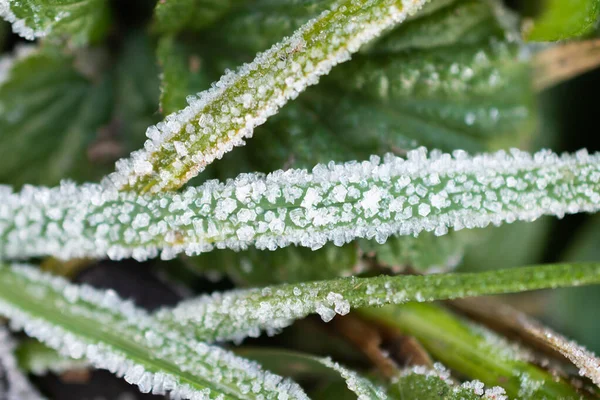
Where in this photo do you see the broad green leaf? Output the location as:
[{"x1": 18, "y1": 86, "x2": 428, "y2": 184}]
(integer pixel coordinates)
[
  {"x1": 112, "y1": 33, "x2": 161, "y2": 155},
  {"x1": 524, "y1": 0, "x2": 600, "y2": 42},
  {"x1": 0, "y1": 326, "x2": 46, "y2": 399},
  {"x1": 359, "y1": 233, "x2": 466, "y2": 273},
  {"x1": 0, "y1": 46, "x2": 112, "y2": 187},
  {"x1": 156, "y1": 262, "x2": 600, "y2": 342},
  {"x1": 2, "y1": 149, "x2": 599, "y2": 261},
  {"x1": 460, "y1": 218, "x2": 552, "y2": 272},
  {"x1": 157, "y1": 35, "x2": 214, "y2": 116},
  {"x1": 0, "y1": 0, "x2": 110, "y2": 46},
  {"x1": 0, "y1": 263, "x2": 309, "y2": 400},
  {"x1": 359, "y1": 303, "x2": 583, "y2": 399},
  {"x1": 153, "y1": 0, "x2": 241, "y2": 34},
  {"x1": 106, "y1": 0, "x2": 430, "y2": 193},
  {"x1": 193, "y1": 0, "x2": 536, "y2": 154},
  {"x1": 185, "y1": 244, "x2": 359, "y2": 286}
]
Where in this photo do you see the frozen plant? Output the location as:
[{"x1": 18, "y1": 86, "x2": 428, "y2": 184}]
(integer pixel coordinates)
[{"x1": 0, "y1": 0, "x2": 600, "y2": 399}]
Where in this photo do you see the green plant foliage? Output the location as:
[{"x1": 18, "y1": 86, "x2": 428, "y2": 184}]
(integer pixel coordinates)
[
  {"x1": 359, "y1": 303, "x2": 583, "y2": 399},
  {"x1": 524, "y1": 0, "x2": 600, "y2": 42},
  {"x1": 0, "y1": 263, "x2": 310, "y2": 400},
  {"x1": 184, "y1": 244, "x2": 359, "y2": 286},
  {"x1": 153, "y1": 0, "x2": 241, "y2": 34},
  {"x1": 156, "y1": 262, "x2": 600, "y2": 342},
  {"x1": 0, "y1": 0, "x2": 110, "y2": 46},
  {"x1": 0, "y1": 46, "x2": 112, "y2": 187}
]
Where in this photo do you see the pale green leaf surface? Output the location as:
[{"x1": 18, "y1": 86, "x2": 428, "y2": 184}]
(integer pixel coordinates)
[
  {"x1": 0, "y1": 46, "x2": 112, "y2": 187},
  {"x1": 0, "y1": 0, "x2": 110, "y2": 46},
  {"x1": 156, "y1": 263, "x2": 600, "y2": 343},
  {"x1": 0, "y1": 263, "x2": 309, "y2": 400},
  {"x1": 525, "y1": 0, "x2": 600, "y2": 42}
]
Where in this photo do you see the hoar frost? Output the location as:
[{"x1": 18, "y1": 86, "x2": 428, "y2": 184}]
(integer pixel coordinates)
[{"x1": 0, "y1": 148, "x2": 599, "y2": 261}]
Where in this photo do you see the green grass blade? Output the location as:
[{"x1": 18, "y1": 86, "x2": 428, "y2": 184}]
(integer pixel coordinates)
[
  {"x1": 1, "y1": 149, "x2": 599, "y2": 261},
  {"x1": 0, "y1": 263, "x2": 309, "y2": 400},
  {"x1": 105, "y1": 0, "x2": 429, "y2": 193},
  {"x1": 155, "y1": 262, "x2": 600, "y2": 342}
]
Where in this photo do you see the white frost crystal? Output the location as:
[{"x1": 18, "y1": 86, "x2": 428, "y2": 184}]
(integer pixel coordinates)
[
  {"x1": 104, "y1": 0, "x2": 430, "y2": 192},
  {"x1": 0, "y1": 326, "x2": 47, "y2": 400},
  {"x1": 0, "y1": 264, "x2": 309, "y2": 400},
  {"x1": 0, "y1": 148, "x2": 599, "y2": 261}
]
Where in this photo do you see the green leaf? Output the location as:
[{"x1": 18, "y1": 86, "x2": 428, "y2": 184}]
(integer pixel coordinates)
[
  {"x1": 152, "y1": 0, "x2": 241, "y2": 34},
  {"x1": 112, "y1": 33, "x2": 161, "y2": 155},
  {"x1": 0, "y1": 0, "x2": 111, "y2": 46},
  {"x1": 460, "y1": 218, "x2": 552, "y2": 272},
  {"x1": 157, "y1": 35, "x2": 213, "y2": 116},
  {"x1": 106, "y1": 0, "x2": 430, "y2": 193},
  {"x1": 359, "y1": 232, "x2": 466, "y2": 273},
  {"x1": 184, "y1": 244, "x2": 359, "y2": 286},
  {"x1": 0, "y1": 263, "x2": 310, "y2": 400},
  {"x1": 156, "y1": 262, "x2": 600, "y2": 342},
  {"x1": 524, "y1": 0, "x2": 600, "y2": 42},
  {"x1": 360, "y1": 303, "x2": 583, "y2": 399},
  {"x1": 0, "y1": 46, "x2": 112, "y2": 187}
]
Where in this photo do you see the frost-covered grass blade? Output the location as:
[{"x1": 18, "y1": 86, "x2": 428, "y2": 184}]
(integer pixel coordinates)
[
  {"x1": 0, "y1": 263, "x2": 309, "y2": 400},
  {"x1": 155, "y1": 262, "x2": 600, "y2": 343},
  {"x1": 2, "y1": 148, "x2": 600, "y2": 261},
  {"x1": 106, "y1": 0, "x2": 430, "y2": 193}
]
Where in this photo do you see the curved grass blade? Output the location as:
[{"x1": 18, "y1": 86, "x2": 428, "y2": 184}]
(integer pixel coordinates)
[
  {"x1": 105, "y1": 0, "x2": 430, "y2": 193},
  {"x1": 155, "y1": 262, "x2": 600, "y2": 343},
  {"x1": 2, "y1": 148, "x2": 600, "y2": 261},
  {"x1": 0, "y1": 263, "x2": 309, "y2": 400}
]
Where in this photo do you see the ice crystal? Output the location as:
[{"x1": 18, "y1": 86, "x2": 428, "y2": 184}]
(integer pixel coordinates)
[
  {"x1": 319, "y1": 357, "x2": 388, "y2": 400},
  {"x1": 105, "y1": 0, "x2": 430, "y2": 193},
  {"x1": 0, "y1": 326, "x2": 46, "y2": 400},
  {"x1": 0, "y1": 1, "x2": 48, "y2": 40},
  {"x1": 1, "y1": 148, "x2": 599, "y2": 261},
  {"x1": 0, "y1": 264, "x2": 309, "y2": 400}
]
